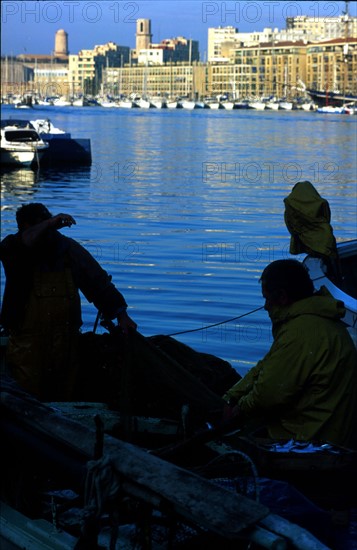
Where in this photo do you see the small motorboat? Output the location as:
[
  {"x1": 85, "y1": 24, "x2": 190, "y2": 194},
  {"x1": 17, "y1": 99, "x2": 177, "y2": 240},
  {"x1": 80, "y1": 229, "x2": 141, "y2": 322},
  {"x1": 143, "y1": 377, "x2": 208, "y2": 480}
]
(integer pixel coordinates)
[
  {"x1": 1, "y1": 119, "x2": 92, "y2": 166},
  {"x1": 0, "y1": 123, "x2": 48, "y2": 167}
]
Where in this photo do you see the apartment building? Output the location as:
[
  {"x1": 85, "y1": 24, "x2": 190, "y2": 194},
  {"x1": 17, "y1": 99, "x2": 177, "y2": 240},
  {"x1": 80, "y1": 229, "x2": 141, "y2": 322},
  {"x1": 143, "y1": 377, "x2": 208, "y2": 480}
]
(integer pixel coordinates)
[
  {"x1": 68, "y1": 42, "x2": 130, "y2": 95},
  {"x1": 209, "y1": 41, "x2": 307, "y2": 98},
  {"x1": 286, "y1": 14, "x2": 357, "y2": 41},
  {"x1": 208, "y1": 13, "x2": 357, "y2": 64},
  {"x1": 104, "y1": 62, "x2": 206, "y2": 99},
  {"x1": 306, "y1": 38, "x2": 357, "y2": 94},
  {"x1": 138, "y1": 38, "x2": 199, "y2": 66}
]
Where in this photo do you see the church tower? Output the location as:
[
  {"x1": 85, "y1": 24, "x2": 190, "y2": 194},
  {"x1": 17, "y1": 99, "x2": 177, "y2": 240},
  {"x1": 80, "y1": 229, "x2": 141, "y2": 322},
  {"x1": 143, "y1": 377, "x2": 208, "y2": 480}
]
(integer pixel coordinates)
[
  {"x1": 136, "y1": 19, "x2": 152, "y2": 52},
  {"x1": 54, "y1": 29, "x2": 69, "y2": 57}
]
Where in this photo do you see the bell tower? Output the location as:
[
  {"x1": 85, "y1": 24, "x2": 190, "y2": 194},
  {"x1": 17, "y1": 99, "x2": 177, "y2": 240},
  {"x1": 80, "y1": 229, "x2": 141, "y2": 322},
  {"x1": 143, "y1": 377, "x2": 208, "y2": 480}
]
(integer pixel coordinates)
[{"x1": 136, "y1": 19, "x2": 152, "y2": 52}]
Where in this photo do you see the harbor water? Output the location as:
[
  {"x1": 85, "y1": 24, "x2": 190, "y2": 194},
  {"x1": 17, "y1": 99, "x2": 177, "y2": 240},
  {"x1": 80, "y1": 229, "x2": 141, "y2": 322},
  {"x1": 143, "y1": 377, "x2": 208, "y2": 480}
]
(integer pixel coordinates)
[{"x1": 1, "y1": 104, "x2": 356, "y2": 375}]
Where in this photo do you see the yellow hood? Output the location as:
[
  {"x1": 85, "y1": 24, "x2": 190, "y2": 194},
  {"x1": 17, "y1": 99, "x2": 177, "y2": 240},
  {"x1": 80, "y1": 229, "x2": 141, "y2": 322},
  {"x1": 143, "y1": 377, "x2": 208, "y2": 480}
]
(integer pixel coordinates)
[{"x1": 284, "y1": 181, "x2": 337, "y2": 258}]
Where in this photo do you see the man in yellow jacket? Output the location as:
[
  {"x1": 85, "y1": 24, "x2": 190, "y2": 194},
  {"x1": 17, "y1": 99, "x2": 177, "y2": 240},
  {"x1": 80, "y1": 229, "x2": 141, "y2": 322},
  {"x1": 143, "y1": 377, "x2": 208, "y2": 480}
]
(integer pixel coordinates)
[{"x1": 223, "y1": 259, "x2": 357, "y2": 450}]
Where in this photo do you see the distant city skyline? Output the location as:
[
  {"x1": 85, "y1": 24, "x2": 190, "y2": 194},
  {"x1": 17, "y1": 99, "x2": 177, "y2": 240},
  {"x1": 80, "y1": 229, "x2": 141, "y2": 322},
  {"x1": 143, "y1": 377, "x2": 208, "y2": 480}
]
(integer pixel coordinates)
[{"x1": 1, "y1": 1, "x2": 355, "y2": 59}]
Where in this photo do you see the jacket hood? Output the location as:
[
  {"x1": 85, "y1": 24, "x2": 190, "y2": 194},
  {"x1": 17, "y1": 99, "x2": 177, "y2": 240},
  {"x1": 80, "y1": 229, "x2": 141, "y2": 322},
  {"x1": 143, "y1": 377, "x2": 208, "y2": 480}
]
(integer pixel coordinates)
[
  {"x1": 270, "y1": 294, "x2": 346, "y2": 327},
  {"x1": 284, "y1": 181, "x2": 337, "y2": 258}
]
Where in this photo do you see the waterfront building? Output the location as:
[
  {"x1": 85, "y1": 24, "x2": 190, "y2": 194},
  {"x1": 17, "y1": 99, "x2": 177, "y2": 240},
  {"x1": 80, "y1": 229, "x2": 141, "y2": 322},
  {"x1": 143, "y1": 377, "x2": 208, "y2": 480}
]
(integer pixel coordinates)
[
  {"x1": 2, "y1": 13, "x2": 356, "y2": 104},
  {"x1": 138, "y1": 38, "x2": 199, "y2": 66},
  {"x1": 1, "y1": 54, "x2": 69, "y2": 99},
  {"x1": 68, "y1": 42, "x2": 130, "y2": 95},
  {"x1": 207, "y1": 11, "x2": 357, "y2": 64},
  {"x1": 1, "y1": 57, "x2": 34, "y2": 100},
  {"x1": 104, "y1": 62, "x2": 206, "y2": 99},
  {"x1": 286, "y1": 14, "x2": 357, "y2": 41},
  {"x1": 133, "y1": 18, "x2": 199, "y2": 66},
  {"x1": 209, "y1": 41, "x2": 307, "y2": 99},
  {"x1": 207, "y1": 26, "x2": 239, "y2": 62},
  {"x1": 306, "y1": 37, "x2": 357, "y2": 95}
]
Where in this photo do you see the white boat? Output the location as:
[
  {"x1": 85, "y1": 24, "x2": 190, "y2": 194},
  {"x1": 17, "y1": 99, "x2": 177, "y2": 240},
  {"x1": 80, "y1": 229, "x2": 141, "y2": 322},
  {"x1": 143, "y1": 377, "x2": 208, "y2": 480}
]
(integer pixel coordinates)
[
  {"x1": 300, "y1": 102, "x2": 315, "y2": 111},
  {"x1": 342, "y1": 103, "x2": 356, "y2": 115},
  {"x1": 151, "y1": 98, "x2": 167, "y2": 109},
  {"x1": 0, "y1": 124, "x2": 49, "y2": 166},
  {"x1": 265, "y1": 101, "x2": 280, "y2": 110},
  {"x1": 279, "y1": 101, "x2": 293, "y2": 110},
  {"x1": 99, "y1": 100, "x2": 119, "y2": 108},
  {"x1": 181, "y1": 100, "x2": 197, "y2": 110},
  {"x1": 72, "y1": 97, "x2": 84, "y2": 107},
  {"x1": 118, "y1": 99, "x2": 138, "y2": 108},
  {"x1": 167, "y1": 101, "x2": 179, "y2": 109},
  {"x1": 207, "y1": 101, "x2": 223, "y2": 110},
  {"x1": 248, "y1": 101, "x2": 266, "y2": 110},
  {"x1": 303, "y1": 239, "x2": 357, "y2": 340},
  {"x1": 317, "y1": 105, "x2": 345, "y2": 114},
  {"x1": 221, "y1": 101, "x2": 236, "y2": 110},
  {"x1": 53, "y1": 96, "x2": 72, "y2": 107},
  {"x1": 14, "y1": 103, "x2": 32, "y2": 110},
  {"x1": 317, "y1": 103, "x2": 355, "y2": 115},
  {"x1": 37, "y1": 98, "x2": 54, "y2": 106},
  {"x1": 137, "y1": 98, "x2": 153, "y2": 109},
  {"x1": 1, "y1": 118, "x2": 91, "y2": 166}
]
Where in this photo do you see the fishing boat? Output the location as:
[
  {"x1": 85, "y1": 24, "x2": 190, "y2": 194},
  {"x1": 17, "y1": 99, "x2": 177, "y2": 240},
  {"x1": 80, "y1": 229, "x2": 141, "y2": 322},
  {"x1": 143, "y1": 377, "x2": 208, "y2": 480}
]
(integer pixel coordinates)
[
  {"x1": 0, "y1": 123, "x2": 48, "y2": 167},
  {"x1": 1, "y1": 119, "x2": 92, "y2": 166},
  {"x1": 1, "y1": 372, "x2": 335, "y2": 550},
  {"x1": 306, "y1": 88, "x2": 357, "y2": 108}
]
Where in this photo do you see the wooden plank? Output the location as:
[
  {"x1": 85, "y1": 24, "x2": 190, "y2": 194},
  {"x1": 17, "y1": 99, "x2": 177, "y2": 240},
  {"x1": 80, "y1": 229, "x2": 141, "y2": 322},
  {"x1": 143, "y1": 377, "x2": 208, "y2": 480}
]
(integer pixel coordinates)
[{"x1": 1, "y1": 385, "x2": 269, "y2": 538}]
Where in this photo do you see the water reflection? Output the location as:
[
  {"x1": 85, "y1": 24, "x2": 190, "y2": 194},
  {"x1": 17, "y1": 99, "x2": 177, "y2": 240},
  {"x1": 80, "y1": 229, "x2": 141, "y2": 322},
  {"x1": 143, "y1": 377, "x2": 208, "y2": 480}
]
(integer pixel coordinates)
[{"x1": 1, "y1": 167, "x2": 40, "y2": 200}]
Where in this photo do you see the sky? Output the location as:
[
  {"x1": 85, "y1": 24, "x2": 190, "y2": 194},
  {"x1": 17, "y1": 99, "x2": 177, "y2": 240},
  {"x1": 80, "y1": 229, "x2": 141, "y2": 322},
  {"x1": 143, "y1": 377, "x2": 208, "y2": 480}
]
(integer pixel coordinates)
[{"x1": 1, "y1": 1, "x2": 355, "y2": 59}]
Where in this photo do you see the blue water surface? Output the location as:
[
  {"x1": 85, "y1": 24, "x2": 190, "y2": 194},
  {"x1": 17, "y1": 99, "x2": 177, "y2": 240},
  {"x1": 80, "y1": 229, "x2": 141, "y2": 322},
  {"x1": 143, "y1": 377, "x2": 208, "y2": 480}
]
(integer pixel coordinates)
[{"x1": 1, "y1": 104, "x2": 356, "y2": 374}]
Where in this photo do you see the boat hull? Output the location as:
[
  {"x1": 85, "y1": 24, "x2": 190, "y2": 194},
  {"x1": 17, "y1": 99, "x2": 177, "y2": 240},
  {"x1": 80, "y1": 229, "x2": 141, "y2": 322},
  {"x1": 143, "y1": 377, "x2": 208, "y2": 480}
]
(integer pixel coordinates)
[
  {"x1": 1, "y1": 119, "x2": 92, "y2": 166},
  {"x1": 0, "y1": 147, "x2": 47, "y2": 166},
  {"x1": 307, "y1": 89, "x2": 357, "y2": 107},
  {"x1": 303, "y1": 240, "x2": 357, "y2": 343}
]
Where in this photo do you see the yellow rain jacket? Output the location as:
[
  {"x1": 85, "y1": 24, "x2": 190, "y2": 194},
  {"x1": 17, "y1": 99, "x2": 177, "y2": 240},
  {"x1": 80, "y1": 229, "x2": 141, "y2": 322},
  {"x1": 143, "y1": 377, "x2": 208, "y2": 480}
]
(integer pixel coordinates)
[
  {"x1": 223, "y1": 294, "x2": 357, "y2": 449},
  {"x1": 284, "y1": 180, "x2": 338, "y2": 258}
]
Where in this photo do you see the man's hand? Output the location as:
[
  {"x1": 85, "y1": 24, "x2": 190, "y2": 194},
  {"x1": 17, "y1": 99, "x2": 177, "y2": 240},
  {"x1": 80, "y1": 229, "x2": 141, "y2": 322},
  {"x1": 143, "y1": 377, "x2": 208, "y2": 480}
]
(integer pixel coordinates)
[
  {"x1": 51, "y1": 213, "x2": 76, "y2": 229},
  {"x1": 117, "y1": 311, "x2": 137, "y2": 336}
]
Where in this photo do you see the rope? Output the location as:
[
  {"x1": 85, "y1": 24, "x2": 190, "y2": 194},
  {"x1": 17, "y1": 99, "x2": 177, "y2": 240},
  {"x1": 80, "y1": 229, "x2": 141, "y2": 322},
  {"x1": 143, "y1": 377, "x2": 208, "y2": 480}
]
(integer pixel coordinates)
[{"x1": 166, "y1": 306, "x2": 264, "y2": 337}]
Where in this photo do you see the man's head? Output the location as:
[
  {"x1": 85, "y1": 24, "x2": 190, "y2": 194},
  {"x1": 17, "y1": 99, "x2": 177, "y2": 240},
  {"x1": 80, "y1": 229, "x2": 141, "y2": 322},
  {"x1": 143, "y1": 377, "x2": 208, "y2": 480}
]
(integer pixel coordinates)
[
  {"x1": 260, "y1": 259, "x2": 314, "y2": 313},
  {"x1": 16, "y1": 203, "x2": 52, "y2": 231}
]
